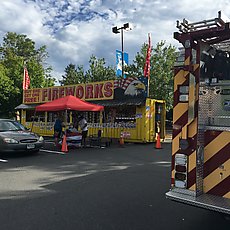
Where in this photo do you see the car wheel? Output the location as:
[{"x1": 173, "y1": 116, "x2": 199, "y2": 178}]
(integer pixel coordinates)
[
  {"x1": 223, "y1": 214, "x2": 230, "y2": 221},
  {"x1": 31, "y1": 149, "x2": 40, "y2": 154}
]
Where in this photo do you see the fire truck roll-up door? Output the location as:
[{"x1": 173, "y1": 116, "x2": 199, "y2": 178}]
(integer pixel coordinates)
[{"x1": 166, "y1": 11, "x2": 230, "y2": 216}]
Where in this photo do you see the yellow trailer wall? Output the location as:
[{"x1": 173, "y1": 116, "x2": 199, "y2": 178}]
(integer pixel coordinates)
[{"x1": 20, "y1": 99, "x2": 165, "y2": 143}]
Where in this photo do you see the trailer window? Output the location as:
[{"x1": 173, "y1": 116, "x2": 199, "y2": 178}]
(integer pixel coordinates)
[{"x1": 25, "y1": 110, "x2": 45, "y2": 122}]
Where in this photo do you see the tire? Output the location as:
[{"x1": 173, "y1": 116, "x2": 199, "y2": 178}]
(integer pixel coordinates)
[{"x1": 31, "y1": 149, "x2": 40, "y2": 154}]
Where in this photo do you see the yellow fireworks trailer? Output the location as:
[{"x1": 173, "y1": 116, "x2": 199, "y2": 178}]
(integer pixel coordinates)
[
  {"x1": 166, "y1": 12, "x2": 230, "y2": 216},
  {"x1": 16, "y1": 76, "x2": 166, "y2": 143}
]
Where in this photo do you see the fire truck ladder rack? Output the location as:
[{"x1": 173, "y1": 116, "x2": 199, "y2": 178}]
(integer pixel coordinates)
[
  {"x1": 176, "y1": 11, "x2": 226, "y2": 33},
  {"x1": 175, "y1": 11, "x2": 230, "y2": 52}
]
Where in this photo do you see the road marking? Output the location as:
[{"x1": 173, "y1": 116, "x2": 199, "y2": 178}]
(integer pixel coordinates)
[
  {"x1": 0, "y1": 159, "x2": 8, "y2": 163},
  {"x1": 40, "y1": 149, "x2": 66, "y2": 155}
]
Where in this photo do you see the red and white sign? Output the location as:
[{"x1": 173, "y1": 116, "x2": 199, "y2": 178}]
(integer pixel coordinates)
[
  {"x1": 23, "y1": 80, "x2": 114, "y2": 104},
  {"x1": 121, "y1": 131, "x2": 131, "y2": 138}
]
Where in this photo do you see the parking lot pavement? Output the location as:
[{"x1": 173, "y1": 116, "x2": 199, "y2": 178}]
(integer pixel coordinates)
[{"x1": 1, "y1": 140, "x2": 228, "y2": 230}]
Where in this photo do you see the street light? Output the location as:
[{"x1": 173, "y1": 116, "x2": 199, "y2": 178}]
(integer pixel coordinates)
[{"x1": 112, "y1": 23, "x2": 133, "y2": 78}]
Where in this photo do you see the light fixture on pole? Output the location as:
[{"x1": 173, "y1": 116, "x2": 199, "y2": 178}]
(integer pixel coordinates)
[{"x1": 112, "y1": 23, "x2": 133, "y2": 78}]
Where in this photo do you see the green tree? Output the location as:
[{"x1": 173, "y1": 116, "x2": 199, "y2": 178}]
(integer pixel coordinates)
[
  {"x1": 150, "y1": 41, "x2": 177, "y2": 111},
  {"x1": 59, "y1": 63, "x2": 85, "y2": 85},
  {"x1": 85, "y1": 55, "x2": 116, "y2": 82},
  {"x1": 0, "y1": 32, "x2": 55, "y2": 117},
  {"x1": 0, "y1": 64, "x2": 15, "y2": 117},
  {"x1": 126, "y1": 41, "x2": 177, "y2": 110},
  {"x1": 60, "y1": 55, "x2": 116, "y2": 85},
  {"x1": 44, "y1": 72, "x2": 56, "y2": 88}
]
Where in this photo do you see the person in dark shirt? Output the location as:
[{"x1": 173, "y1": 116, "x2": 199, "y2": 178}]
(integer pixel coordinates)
[{"x1": 54, "y1": 117, "x2": 64, "y2": 146}]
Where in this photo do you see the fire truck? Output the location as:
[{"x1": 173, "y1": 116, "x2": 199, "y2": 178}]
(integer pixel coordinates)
[{"x1": 166, "y1": 11, "x2": 230, "y2": 216}]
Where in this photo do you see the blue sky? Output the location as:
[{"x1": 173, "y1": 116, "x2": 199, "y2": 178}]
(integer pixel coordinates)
[{"x1": 1, "y1": 0, "x2": 230, "y2": 83}]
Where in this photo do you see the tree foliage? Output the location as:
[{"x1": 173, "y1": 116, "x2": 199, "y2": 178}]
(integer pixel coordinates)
[
  {"x1": 60, "y1": 55, "x2": 116, "y2": 85},
  {"x1": 126, "y1": 41, "x2": 177, "y2": 110},
  {"x1": 85, "y1": 55, "x2": 116, "y2": 82},
  {"x1": 0, "y1": 64, "x2": 15, "y2": 115},
  {"x1": 0, "y1": 32, "x2": 55, "y2": 117},
  {"x1": 59, "y1": 63, "x2": 85, "y2": 85}
]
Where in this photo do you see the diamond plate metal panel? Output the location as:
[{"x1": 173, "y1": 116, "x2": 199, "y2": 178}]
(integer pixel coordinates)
[
  {"x1": 198, "y1": 86, "x2": 212, "y2": 126},
  {"x1": 198, "y1": 83, "x2": 230, "y2": 127},
  {"x1": 166, "y1": 189, "x2": 230, "y2": 215},
  {"x1": 196, "y1": 146, "x2": 204, "y2": 196},
  {"x1": 209, "y1": 84, "x2": 230, "y2": 127}
]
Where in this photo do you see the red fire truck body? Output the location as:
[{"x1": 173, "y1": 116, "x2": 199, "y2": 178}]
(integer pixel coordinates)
[{"x1": 166, "y1": 12, "x2": 230, "y2": 215}]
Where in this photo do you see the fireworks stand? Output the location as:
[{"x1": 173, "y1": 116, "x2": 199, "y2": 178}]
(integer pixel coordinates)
[{"x1": 15, "y1": 76, "x2": 166, "y2": 143}]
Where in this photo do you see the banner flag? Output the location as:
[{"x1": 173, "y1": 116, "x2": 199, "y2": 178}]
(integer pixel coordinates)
[
  {"x1": 143, "y1": 33, "x2": 152, "y2": 79},
  {"x1": 23, "y1": 67, "x2": 30, "y2": 90},
  {"x1": 116, "y1": 50, "x2": 128, "y2": 78}
]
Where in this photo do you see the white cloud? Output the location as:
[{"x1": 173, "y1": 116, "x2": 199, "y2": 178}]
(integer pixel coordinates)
[{"x1": 1, "y1": 0, "x2": 230, "y2": 82}]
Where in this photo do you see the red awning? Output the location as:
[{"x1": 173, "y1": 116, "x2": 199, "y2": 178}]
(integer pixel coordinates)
[{"x1": 35, "y1": 95, "x2": 104, "y2": 112}]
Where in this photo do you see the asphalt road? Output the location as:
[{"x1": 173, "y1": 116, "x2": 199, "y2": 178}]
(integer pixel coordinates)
[{"x1": 0, "y1": 141, "x2": 228, "y2": 230}]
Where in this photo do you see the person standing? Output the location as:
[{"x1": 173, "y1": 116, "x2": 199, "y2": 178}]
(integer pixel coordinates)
[
  {"x1": 78, "y1": 115, "x2": 88, "y2": 147},
  {"x1": 54, "y1": 116, "x2": 64, "y2": 146}
]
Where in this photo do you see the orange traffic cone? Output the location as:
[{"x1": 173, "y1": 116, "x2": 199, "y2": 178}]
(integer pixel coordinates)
[
  {"x1": 61, "y1": 134, "x2": 68, "y2": 153},
  {"x1": 119, "y1": 133, "x2": 124, "y2": 147},
  {"x1": 155, "y1": 132, "x2": 162, "y2": 149}
]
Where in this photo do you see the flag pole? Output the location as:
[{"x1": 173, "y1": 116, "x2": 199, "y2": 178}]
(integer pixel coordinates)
[
  {"x1": 143, "y1": 33, "x2": 152, "y2": 97},
  {"x1": 148, "y1": 33, "x2": 151, "y2": 98},
  {"x1": 22, "y1": 62, "x2": 26, "y2": 104},
  {"x1": 147, "y1": 75, "x2": 150, "y2": 98}
]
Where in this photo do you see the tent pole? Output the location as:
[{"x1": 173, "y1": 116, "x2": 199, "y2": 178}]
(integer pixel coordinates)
[{"x1": 65, "y1": 109, "x2": 68, "y2": 130}]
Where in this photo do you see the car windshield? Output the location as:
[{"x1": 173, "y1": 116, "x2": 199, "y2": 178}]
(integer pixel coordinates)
[{"x1": 0, "y1": 120, "x2": 26, "y2": 132}]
